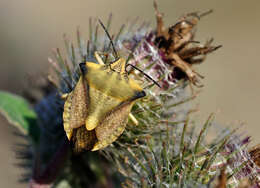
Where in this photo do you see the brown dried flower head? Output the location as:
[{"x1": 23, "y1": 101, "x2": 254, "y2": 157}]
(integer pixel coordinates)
[{"x1": 153, "y1": 1, "x2": 222, "y2": 88}]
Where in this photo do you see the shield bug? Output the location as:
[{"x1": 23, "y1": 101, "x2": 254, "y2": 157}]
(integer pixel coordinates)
[{"x1": 62, "y1": 20, "x2": 159, "y2": 152}]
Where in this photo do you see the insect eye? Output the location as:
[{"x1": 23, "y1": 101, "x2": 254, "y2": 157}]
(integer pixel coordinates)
[
  {"x1": 132, "y1": 91, "x2": 146, "y2": 100},
  {"x1": 79, "y1": 63, "x2": 87, "y2": 74}
]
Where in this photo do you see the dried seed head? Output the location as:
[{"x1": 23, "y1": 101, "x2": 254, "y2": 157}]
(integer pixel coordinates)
[{"x1": 152, "y1": 1, "x2": 221, "y2": 88}]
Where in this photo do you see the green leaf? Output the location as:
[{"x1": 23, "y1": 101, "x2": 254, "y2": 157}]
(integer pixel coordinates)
[{"x1": 0, "y1": 91, "x2": 38, "y2": 136}]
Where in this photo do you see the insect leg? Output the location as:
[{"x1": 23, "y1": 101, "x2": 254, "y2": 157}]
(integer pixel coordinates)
[
  {"x1": 61, "y1": 93, "x2": 69, "y2": 100},
  {"x1": 129, "y1": 113, "x2": 139, "y2": 126},
  {"x1": 94, "y1": 51, "x2": 105, "y2": 65}
]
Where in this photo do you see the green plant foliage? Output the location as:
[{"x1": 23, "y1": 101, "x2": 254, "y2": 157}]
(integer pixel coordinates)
[{"x1": 0, "y1": 91, "x2": 39, "y2": 142}]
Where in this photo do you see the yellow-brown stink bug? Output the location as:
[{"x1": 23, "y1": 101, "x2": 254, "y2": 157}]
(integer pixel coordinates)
[
  {"x1": 62, "y1": 20, "x2": 152, "y2": 152},
  {"x1": 63, "y1": 51, "x2": 146, "y2": 152}
]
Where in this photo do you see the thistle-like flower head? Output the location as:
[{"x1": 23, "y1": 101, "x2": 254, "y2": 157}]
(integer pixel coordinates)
[{"x1": 0, "y1": 2, "x2": 259, "y2": 188}]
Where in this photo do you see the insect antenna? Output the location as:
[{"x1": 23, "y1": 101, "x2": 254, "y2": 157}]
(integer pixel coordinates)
[
  {"x1": 125, "y1": 64, "x2": 161, "y2": 88},
  {"x1": 98, "y1": 19, "x2": 119, "y2": 60}
]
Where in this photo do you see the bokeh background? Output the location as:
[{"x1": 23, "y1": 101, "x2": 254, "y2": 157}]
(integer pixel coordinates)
[{"x1": 0, "y1": 0, "x2": 259, "y2": 187}]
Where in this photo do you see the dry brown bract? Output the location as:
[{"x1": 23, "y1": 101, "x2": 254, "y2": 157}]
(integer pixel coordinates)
[
  {"x1": 249, "y1": 144, "x2": 260, "y2": 186},
  {"x1": 214, "y1": 166, "x2": 227, "y2": 188},
  {"x1": 249, "y1": 144, "x2": 260, "y2": 168},
  {"x1": 153, "y1": 1, "x2": 221, "y2": 87}
]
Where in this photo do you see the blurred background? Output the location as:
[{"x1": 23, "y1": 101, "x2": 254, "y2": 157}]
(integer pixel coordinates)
[{"x1": 0, "y1": 0, "x2": 259, "y2": 187}]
